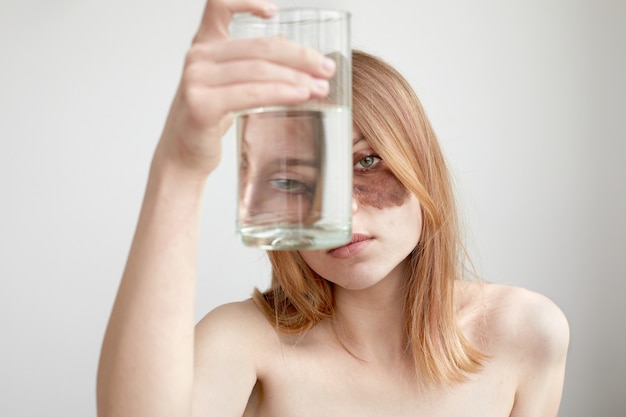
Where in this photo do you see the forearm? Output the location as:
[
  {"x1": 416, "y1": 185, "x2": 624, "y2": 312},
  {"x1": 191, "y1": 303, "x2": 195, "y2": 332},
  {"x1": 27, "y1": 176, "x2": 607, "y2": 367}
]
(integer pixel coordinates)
[
  {"x1": 97, "y1": 154, "x2": 207, "y2": 417},
  {"x1": 96, "y1": 0, "x2": 334, "y2": 413}
]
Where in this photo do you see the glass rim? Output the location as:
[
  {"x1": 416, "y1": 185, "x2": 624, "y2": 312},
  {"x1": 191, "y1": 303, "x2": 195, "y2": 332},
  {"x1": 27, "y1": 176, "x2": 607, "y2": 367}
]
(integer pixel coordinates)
[{"x1": 231, "y1": 8, "x2": 350, "y2": 25}]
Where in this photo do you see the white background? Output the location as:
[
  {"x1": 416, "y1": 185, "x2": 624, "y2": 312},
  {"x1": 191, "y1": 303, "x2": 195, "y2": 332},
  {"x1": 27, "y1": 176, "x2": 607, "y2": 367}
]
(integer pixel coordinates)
[{"x1": 1, "y1": 0, "x2": 624, "y2": 416}]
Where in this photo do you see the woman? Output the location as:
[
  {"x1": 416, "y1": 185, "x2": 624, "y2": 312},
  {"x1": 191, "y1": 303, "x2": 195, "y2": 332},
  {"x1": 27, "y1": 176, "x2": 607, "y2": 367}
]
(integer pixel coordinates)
[{"x1": 96, "y1": 1, "x2": 569, "y2": 416}]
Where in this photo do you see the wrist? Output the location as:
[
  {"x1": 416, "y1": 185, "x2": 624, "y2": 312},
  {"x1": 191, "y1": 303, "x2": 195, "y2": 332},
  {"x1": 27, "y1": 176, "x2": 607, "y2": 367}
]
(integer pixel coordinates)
[
  {"x1": 151, "y1": 138, "x2": 214, "y2": 183},
  {"x1": 147, "y1": 148, "x2": 209, "y2": 207}
]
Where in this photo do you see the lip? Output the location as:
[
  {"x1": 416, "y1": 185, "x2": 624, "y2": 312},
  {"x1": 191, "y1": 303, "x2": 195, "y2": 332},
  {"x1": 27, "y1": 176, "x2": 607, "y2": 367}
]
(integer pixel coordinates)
[{"x1": 327, "y1": 233, "x2": 372, "y2": 259}]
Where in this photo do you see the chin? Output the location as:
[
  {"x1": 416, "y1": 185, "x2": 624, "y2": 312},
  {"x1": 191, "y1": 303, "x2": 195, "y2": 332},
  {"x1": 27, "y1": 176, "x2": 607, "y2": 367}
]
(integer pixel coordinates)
[{"x1": 329, "y1": 269, "x2": 391, "y2": 291}]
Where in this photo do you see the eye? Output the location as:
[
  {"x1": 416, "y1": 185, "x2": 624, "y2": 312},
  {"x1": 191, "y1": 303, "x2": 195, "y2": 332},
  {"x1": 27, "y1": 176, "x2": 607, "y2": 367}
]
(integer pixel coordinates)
[
  {"x1": 354, "y1": 155, "x2": 381, "y2": 170},
  {"x1": 270, "y1": 178, "x2": 311, "y2": 194}
]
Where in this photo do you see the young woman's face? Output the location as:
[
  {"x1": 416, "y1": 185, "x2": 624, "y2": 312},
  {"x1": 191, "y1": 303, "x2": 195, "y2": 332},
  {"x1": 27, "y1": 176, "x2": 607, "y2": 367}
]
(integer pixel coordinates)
[
  {"x1": 239, "y1": 111, "x2": 323, "y2": 225},
  {"x1": 299, "y1": 125, "x2": 422, "y2": 290}
]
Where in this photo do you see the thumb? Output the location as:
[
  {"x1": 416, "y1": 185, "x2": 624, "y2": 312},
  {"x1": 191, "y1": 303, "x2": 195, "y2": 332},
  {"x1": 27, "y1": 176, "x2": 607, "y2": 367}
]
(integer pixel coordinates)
[{"x1": 193, "y1": 0, "x2": 277, "y2": 43}]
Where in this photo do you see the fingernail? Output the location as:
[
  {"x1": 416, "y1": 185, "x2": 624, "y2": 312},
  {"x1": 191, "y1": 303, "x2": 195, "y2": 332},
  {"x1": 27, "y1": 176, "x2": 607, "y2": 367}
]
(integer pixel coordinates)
[
  {"x1": 293, "y1": 85, "x2": 309, "y2": 97},
  {"x1": 322, "y1": 57, "x2": 336, "y2": 73},
  {"x1": 312, "y1": 78, "x2": 330, "y2": 94},
  {"x1": 264, "y1": 3, "x2": 278, "y2": 15}
]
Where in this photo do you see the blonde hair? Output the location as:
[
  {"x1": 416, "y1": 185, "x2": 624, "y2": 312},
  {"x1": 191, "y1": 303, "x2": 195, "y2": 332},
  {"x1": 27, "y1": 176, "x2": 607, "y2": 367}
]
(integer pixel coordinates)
[{"x1": 253, "y1": 50, "x2": 484, "y2": 384}]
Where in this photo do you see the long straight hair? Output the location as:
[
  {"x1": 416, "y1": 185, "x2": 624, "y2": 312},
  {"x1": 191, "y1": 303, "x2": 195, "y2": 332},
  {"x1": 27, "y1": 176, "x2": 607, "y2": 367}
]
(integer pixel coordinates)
[{"x1": 253, "y1": 50, "x2": 484, "y2": 384}]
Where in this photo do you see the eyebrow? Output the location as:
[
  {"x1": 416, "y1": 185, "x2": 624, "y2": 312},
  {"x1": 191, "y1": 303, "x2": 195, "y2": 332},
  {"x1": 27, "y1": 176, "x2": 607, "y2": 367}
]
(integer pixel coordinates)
[
  {"x1": 273, "y1": 158, "x2": 319, "y2": 168},
  {"x1": 353, "y1": 135, "x2": 366, "y2": 145}
]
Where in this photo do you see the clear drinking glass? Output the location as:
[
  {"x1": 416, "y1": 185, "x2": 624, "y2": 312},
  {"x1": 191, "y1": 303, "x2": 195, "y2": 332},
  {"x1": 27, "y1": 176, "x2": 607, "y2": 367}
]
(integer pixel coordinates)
[{"x1": 231, "y1": 9, "x2": 352, "y2": 250}]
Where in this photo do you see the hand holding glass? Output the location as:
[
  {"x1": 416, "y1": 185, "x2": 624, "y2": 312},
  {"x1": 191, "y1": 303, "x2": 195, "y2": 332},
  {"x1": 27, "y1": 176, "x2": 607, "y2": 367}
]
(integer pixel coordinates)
[{"x1": 231, "y1": 9, "x2": 352, "y2": 250}]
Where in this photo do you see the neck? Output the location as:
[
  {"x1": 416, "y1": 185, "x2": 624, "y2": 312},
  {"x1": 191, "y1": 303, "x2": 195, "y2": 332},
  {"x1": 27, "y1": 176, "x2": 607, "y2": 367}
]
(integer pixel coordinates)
[{"x1": 332, "y1": 269, "x2": 408, "y2": 364}]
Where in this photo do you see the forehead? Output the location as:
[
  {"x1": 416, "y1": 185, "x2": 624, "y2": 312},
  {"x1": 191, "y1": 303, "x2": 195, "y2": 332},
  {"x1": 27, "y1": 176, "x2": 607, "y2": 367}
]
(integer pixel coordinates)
[
  {"x1": 245, "y1": 113, "x2": 317, "y2": 137},
  {"x1": 352, "y1": 123, "x2": 362, "y2": 140},
  {"x1": 352, "y1": 124, "x2": 368, "y2": 148},
  {"x1": 243, "y1": 112, "x2": 319, "y2": 154}
]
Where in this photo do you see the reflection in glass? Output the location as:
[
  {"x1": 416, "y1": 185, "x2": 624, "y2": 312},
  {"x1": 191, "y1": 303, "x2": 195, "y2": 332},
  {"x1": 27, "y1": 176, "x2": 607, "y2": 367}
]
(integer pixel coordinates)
[{"x1": 238, "y1": 110, "x2": 325, "y2": 227}]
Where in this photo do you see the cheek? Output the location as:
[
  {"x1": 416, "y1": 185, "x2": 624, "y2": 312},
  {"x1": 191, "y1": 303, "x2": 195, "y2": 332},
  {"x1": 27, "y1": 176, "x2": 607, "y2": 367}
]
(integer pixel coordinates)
[
  {"x1": 297, "y1": 250, "x2": 327, "y2": 279},
  {"x1": 353, "y1": 167, "x2": 410, "y2": 209}
]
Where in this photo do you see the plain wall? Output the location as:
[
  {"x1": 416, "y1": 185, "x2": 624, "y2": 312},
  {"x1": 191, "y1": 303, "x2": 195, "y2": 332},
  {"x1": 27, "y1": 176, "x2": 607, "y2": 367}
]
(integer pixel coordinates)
[{"x1": 1, "y1": 0, "x2": 624, "y2": 416}]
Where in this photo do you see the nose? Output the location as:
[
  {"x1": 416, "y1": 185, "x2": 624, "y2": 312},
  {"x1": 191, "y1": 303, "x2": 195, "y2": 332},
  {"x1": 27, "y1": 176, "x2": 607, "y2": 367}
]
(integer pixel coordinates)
[
  {"x1": 240, "y1": 181, "x2": 255, "y2": 221},
  {"x1": 351, "y1": 195, "x2": 359, "y2": 215},
  {"x1": 240, "y1": 166, "x2": 261, "y2": 220},
  {"x1": 241, "y1": 181, "x2": 254, "y2": 209}
]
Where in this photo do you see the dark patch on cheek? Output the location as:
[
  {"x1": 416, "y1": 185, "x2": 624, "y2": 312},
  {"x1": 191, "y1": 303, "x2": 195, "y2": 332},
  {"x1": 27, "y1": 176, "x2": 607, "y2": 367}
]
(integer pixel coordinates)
[{"x1": 353, "y1": 165, "x2": 410, "y2": 209}]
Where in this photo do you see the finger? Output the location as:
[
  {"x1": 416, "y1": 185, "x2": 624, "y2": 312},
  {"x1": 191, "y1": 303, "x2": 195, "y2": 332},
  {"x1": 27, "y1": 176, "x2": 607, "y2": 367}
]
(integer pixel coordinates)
[
  {"x1": 193, "y1": 0, "x2": 277, "y2": 43},
  {"x1": 189, "y1": 37, "x2": 337, "y2": 80},
  {"x1": 185, "y1": 58, "x2": 329, "y2": 96},
  {"x1": 185, "y1": 82, "x2": 316, "y2": 124}
]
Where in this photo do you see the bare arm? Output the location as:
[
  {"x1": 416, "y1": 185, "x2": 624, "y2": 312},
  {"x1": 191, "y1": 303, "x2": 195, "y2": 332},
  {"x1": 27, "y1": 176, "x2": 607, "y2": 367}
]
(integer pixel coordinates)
[
  {"x1": 96, "y1": 157, "x2": 205, "y2": 417},
  {"x1": 507, "y1": 288, "x2": 570, "y2": 417},
  {"x1": 96, "y1": 1, "x2": 335, "y2": 416}
]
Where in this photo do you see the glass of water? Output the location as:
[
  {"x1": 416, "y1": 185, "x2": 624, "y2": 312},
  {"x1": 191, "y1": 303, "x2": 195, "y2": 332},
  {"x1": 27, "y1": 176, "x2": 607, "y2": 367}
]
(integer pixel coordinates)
[{"x1": 231, "y1": 9, "x2": 352, "y2": 250}]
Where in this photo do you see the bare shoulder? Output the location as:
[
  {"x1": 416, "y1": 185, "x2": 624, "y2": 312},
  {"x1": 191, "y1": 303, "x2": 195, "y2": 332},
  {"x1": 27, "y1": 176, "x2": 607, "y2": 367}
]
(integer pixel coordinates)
[
  {"x1": 458, "y1": 281, "x2": 570, "y2": 360},
  {"x1": 457, "y1": 282, "x2": 570, "y2": 415},
  {"x1": 195, "y1": 299, "x2": 277, "y2": 352},
  {"x1": 192, "y1": 300, "x2": 277, "y2": 416},
  {"x1": 193, "y1": 299, "x2": 280, "y2": 382},
  {"x1": 488, "y1": 283, "x2": 569, "y2": 360}
]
